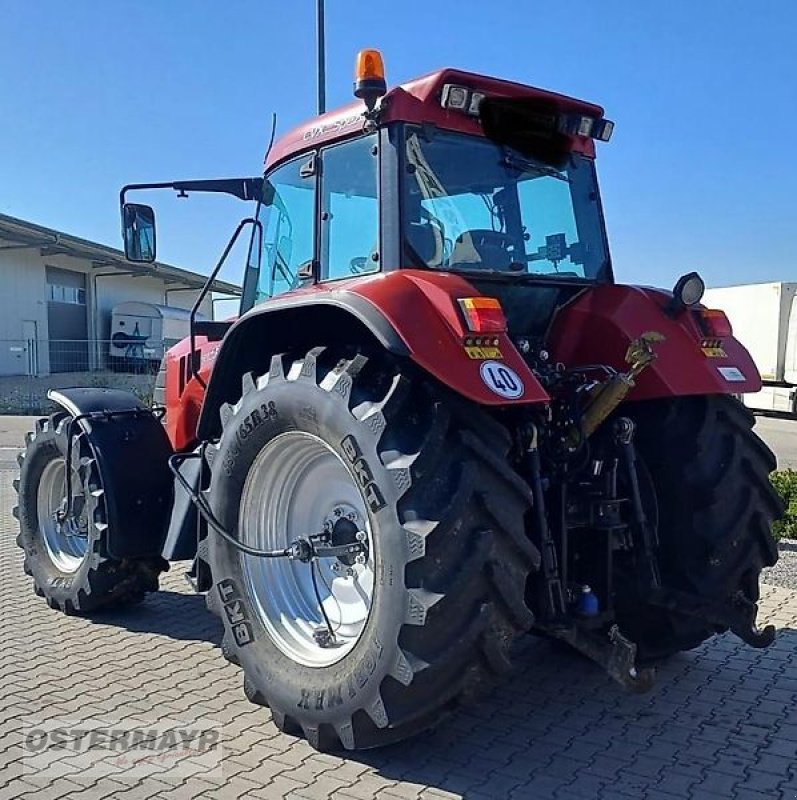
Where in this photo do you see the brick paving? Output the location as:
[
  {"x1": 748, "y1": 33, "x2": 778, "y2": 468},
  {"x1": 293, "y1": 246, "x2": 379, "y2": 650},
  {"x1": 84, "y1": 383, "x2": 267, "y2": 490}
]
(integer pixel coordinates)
[{"x1": 2, "y1": 459, "x2": 797, "y2": 799}]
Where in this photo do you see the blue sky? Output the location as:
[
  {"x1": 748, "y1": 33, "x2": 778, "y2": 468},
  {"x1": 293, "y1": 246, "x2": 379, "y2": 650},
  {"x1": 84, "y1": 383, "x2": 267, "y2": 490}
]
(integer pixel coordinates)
[{"x1": 1, "y1": 0, "x2": 795, "y2": 292}]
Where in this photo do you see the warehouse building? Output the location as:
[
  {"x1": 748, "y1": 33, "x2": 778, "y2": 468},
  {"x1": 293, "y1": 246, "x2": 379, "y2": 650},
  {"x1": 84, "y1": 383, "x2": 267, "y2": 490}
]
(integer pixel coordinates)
[{"x1": 0, "y1": 213, "x2": 239, "y2": 377}]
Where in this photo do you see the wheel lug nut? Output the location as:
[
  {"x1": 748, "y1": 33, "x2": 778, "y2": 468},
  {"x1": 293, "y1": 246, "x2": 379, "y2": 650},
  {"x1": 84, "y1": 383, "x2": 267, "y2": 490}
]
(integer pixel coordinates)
[
  {"x1": 355, "y1": 554, "x2": 366, "y2": 565},
  {"x1": 356, "y1": 531, "x2": 366, "y2": 542}
]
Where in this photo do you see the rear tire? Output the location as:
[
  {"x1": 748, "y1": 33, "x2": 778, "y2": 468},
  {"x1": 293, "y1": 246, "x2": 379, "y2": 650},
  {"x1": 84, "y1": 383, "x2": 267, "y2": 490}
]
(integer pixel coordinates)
[
  {"x1": 618, "y1": 395, "x2": 782, "y2": 661},
  {"x1": 206, "y1": 349, "x2": 540, "y2": 750},
  {"x1": 14, "y1": 415, "x2": 166, "y2": 613}
]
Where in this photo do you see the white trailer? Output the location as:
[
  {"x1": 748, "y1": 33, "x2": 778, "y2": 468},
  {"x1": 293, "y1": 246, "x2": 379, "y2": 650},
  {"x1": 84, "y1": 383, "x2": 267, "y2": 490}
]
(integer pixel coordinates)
[
  {"x1": 703, "y1": 282, "x2": 797, "y2": 415},
  {"x1": 109, "y1": 302, "x2": 204, "y2": 371}
]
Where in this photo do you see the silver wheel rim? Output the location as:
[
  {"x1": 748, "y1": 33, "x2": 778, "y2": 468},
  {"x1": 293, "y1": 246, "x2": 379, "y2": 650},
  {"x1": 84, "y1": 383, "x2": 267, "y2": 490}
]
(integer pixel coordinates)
[
  {"x1": 37, "y1": 457, "x2": 89, "y2": 574},
  {"x1": 239, "y1": 431, "x2": 375, "y2": 668}
]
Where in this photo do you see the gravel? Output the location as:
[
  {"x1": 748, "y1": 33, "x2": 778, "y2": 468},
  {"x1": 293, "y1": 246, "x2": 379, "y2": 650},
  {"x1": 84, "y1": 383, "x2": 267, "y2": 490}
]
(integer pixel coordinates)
[{"x1": 762, "y1": 539, "x2": 797, "y2": 591}]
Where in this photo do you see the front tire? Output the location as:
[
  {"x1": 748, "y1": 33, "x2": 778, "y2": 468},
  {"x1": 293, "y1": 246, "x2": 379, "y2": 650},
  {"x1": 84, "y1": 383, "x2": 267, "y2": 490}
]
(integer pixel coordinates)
[
  {"x1": 206, "y1": 349, "x2": 539, "y2": 750},
  {"x1": 14, "y1": 416, "x2": 165, "y2": 613},
  {"x1": 617, "y1": 395, "x2": 782, "y2": 661}
]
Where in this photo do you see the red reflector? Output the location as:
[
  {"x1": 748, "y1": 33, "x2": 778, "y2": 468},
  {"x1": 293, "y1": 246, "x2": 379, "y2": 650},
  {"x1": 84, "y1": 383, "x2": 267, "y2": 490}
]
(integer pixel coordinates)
[
  {"x1": 457, "y1": 297, "x2": 507, "y2": 333},
  {"x1": 700, "y1": 308, "x2": 733, "y2": 338}
]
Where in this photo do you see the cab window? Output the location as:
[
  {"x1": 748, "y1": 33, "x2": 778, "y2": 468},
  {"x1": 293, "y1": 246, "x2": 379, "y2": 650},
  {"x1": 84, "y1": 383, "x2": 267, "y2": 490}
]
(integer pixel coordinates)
[
  {"x1": 320, "y1": 135, "x2": 379, "y2": 281},
  {"x1": 254, "y1": 155, "x2": 316, "y2": 303}
]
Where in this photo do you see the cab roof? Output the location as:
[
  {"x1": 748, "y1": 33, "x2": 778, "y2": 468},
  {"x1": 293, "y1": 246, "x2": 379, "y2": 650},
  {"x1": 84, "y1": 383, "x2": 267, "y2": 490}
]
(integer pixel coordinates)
[{"x1": 265, "y1": 68, "x2": 605, "y2": 171}]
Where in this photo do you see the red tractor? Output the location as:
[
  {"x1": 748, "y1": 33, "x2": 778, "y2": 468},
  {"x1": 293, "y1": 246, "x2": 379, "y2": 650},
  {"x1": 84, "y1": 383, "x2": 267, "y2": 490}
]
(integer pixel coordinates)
[{"x1": 14, "y1": 51, "x2": 782, "y2": 750}]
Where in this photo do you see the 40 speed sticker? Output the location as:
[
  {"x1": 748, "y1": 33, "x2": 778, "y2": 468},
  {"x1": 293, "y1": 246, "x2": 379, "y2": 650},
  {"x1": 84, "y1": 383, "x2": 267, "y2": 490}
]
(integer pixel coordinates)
[{"x1": 479, "y1": 361, "x2": 524, "y2": 399}]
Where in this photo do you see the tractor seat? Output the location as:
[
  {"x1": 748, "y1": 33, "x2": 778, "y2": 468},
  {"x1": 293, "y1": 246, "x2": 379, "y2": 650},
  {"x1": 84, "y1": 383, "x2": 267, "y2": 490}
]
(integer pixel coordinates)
[
  {"x1": 450, "y1": 229, "x2": 517, "y2": 270},
  {"x1": 406, "y1": 221, "x2": 444, "y2": 268}
]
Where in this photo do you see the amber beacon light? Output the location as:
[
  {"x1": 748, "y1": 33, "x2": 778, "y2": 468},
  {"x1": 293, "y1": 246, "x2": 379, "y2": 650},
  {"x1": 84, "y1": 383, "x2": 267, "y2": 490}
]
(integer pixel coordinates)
[{"x1": 354, "y1": 49, "x2": 387, "y2": 112}]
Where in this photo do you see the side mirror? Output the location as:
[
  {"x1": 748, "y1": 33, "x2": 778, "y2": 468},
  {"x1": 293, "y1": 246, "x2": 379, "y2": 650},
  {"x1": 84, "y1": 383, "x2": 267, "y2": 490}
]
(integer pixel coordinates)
[{"x1": 122, "y1": 203, "x2": 156, "y2": 263}]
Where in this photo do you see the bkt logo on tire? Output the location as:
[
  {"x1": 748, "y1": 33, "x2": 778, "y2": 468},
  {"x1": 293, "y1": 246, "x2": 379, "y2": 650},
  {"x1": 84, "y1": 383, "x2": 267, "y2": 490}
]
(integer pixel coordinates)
[
  {"x1": 341, "y1": 435, "x2": 386, "y2": 513},
  {"x1": 217, "y1": 579, "x2": 254, "y2": 646}
]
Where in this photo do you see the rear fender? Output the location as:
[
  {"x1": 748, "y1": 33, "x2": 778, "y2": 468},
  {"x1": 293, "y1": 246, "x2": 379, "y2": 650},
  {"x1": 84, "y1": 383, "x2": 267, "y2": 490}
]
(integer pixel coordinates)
[
  {"x1": 47, "y1": 388, "x2": 174, "y2": 559},
  {"x1": 547, "y1": 284, "x2": 762, "y2": 400},
  {"x1": 196, "y1": 271, "x2": 549, "y2": 440},
  {"x1": 348, "y1": 270, "x2": 549, "y2": 406}
]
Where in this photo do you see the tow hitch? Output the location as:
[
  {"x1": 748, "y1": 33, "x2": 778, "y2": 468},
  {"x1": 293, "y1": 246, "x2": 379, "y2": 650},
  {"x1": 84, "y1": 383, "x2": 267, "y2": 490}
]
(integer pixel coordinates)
[{"x1": 548, "y1": 623, "x2": 656, "y2": 693}]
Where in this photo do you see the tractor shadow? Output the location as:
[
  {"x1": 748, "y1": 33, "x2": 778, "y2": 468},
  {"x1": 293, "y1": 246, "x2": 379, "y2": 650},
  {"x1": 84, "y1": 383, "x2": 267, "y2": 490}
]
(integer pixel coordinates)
[
  {"x1": 87, "y1": 588, "x2": 223, "y2": 645},
  {"x1": 340, "y1": 627, "x2": 797, "y2": 798}
]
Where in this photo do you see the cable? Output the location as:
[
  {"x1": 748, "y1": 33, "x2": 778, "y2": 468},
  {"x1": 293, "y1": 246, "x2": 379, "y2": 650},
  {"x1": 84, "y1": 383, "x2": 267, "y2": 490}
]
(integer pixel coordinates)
[
  {"x1": 311, "y1": 561, "x2": 336, "y2": 641},
  {"x1": 168, "y1": 453, "x2": 292, "y2": 559},
  {"x1": 315, "y1": 561, "x2": 343, "y2": 634}
]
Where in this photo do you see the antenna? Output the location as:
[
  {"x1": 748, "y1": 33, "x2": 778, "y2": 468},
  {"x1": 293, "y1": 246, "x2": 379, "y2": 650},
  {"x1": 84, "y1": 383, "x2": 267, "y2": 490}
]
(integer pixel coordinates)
[
  {"x1": 264, "y1": 112, "x2": 278, "y2": 165},
  {"x1": 316, "y1": 0, "x2": 326, "y2": 114}
]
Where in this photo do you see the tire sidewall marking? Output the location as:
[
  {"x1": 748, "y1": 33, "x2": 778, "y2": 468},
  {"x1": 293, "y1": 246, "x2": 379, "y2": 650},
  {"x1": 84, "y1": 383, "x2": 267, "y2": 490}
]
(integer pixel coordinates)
[{"x1": 208, "y1": 376, "x2": 409, "y2": 720}]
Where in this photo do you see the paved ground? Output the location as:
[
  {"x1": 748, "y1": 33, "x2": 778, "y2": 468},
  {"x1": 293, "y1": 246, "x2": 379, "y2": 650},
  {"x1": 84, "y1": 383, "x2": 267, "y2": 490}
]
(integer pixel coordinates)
[
  {"x1": 3, "y1": 417, "x2": 797, "y2": 799},
  {"x1": 755, "y1": 415, "x2": 797, "y2": 470}
]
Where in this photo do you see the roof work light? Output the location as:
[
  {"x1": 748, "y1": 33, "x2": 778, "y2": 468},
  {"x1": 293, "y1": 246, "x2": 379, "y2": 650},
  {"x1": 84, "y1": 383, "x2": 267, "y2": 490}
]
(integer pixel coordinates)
[
  {"x1": 440, "y1": 84, "x2": 485, "y2": 117},
  {"x1": 354, "y1": 49, "x2": 387, "y2": 112},
  {"x1": 666, "y1": 271, "x2": 706, "y2": 317},
  {"x1": 559, "y1": 114, "x2": 615, "y2": 142}
]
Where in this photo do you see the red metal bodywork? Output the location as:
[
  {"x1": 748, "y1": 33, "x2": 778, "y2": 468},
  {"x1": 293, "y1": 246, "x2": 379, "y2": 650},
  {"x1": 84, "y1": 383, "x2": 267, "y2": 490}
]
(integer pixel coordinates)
[
  {"x1": 266, "y1": 69, "x2": 601, "y2": 171},
  {"x1": 163, "y1": 269, "x2": 551, "y2": 450},
  {"x1": 163, "y1": 335, "x2": 220, "y2": 451},
  {"x1": 162, "y1": 272, "x2": 760, "y2": 452},
  {"x1": 547, "y1": 285, "x2": 761, "y2": 399},
  {"x1": 346, "y1": 270, "x2": 548, "y2": 402}
]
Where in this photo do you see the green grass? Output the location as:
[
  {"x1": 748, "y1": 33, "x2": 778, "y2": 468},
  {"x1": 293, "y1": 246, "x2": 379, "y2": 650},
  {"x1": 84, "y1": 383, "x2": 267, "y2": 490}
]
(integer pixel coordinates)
[{"x1": 771, "y1": 469, "x2": 797, "y2": 541}]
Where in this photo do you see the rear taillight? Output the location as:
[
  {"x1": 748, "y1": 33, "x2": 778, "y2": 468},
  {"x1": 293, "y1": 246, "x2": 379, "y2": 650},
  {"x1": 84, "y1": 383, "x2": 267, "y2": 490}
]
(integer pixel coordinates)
[
  {"x1": 699, "y1": 308, "x2": 733, "y2": 338},
  {"x1": 457, "y1": 297, "x2": 507, "y2": 333}
]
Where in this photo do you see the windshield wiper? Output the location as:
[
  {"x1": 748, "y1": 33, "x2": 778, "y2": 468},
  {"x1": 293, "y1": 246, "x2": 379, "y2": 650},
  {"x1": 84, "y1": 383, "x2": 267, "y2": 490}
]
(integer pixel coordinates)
[
  {"x1": 502, "y1": 150, "x2": 569, "y2": 182},
  {"x1": 449, "y1": 265, "x2": 525, "y2": 276},
  {"x1": 443, "y1": 265, "x2": 596, "y2": 283}
]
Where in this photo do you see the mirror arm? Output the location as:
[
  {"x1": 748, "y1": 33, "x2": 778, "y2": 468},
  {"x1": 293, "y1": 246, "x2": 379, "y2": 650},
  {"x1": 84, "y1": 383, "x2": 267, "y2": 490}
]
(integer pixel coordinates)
[
  {"x1": 189, "y1": 218, "x2": 263, "y2": 388},
  {"x1": 120, "y1": 178, "x2": 264, "y2": 206}
]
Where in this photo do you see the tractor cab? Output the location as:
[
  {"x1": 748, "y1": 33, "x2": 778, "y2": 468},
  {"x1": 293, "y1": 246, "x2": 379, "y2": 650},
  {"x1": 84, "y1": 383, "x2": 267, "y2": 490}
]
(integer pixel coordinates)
[
  {"x1": 240, "y1": 54, "x2": 615, "y2": 316},
  {"x1": 120, "y1": 51, "x2": 616, "y2": 322}
]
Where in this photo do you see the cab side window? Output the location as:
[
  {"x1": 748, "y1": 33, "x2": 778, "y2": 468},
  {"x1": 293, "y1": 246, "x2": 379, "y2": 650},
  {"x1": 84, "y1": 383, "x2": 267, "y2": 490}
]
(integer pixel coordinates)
[
  {"x1": 254, "y1": 155, "x2": 316, "y2": 304},
  {"x1": 320, "y1": 135, "x2": 379, "y2": 281}
]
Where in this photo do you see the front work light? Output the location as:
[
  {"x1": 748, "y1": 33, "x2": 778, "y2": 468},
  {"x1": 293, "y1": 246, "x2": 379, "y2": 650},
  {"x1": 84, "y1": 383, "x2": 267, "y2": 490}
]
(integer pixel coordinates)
[
  {"x1": 457, "y1": 297, "x2": 507, "y2": 333},
  {"x1": 354, "y1": 49, "x2": 387, "y2": 112}
]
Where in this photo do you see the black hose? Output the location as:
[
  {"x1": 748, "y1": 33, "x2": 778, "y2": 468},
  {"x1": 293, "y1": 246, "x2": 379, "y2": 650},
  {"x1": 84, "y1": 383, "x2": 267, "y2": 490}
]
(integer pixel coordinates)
[
  {"x1": 311, "y1": 561, "x2": 337, "y2": 641},
  {"x1": 168, "y1": 452, "x2": 292, "y2": 559}
]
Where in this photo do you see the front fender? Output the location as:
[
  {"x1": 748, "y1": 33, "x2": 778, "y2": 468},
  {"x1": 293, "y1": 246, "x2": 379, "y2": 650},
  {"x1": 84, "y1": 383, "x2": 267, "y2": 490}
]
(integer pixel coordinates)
[
  {"x1": 547, "y1": 284, "x2": 762, "y2": 400},
  {"x1": 47, "y1": 388, "x2": 174, "y2": 559}
]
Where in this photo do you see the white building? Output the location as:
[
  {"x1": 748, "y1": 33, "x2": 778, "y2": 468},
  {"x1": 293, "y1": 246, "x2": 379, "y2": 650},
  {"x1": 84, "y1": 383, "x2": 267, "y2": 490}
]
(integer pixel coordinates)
[{"x1": 0, "y1": 213, "x2": 239, "y2": 376}]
